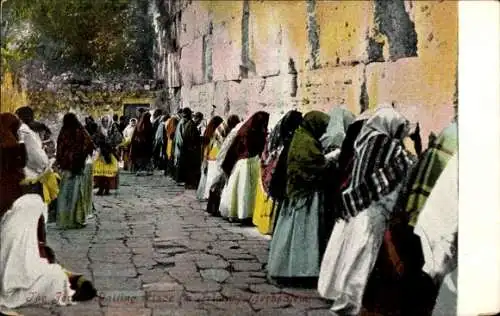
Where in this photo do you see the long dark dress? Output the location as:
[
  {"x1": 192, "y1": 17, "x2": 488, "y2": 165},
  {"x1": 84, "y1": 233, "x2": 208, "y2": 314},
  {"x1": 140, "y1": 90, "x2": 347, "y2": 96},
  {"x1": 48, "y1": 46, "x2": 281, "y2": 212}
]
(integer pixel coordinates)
[
  {"x1": 174, "y1": 119, "x2": 202, "y2": 189},
  {"x1": 130, "y1": 113, "x2": 154, "y2": 174}
]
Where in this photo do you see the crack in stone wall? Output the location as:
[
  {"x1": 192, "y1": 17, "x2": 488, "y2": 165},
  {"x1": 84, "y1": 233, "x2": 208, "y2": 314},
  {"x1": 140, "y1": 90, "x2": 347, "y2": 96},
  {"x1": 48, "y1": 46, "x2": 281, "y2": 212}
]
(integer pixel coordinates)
[
  {"x1": 306, "y1": 0, "x2": 320, "y2": 70},
  {"x1": 373, "y1": 0, "x2": 418, "y2": 61}
]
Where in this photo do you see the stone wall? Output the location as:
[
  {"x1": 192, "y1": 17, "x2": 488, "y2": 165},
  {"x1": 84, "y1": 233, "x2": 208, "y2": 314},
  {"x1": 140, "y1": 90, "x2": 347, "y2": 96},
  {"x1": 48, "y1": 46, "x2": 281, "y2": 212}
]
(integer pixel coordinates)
[{"x1": 153, "y1": 0, "x2": 457, "y2": 143}]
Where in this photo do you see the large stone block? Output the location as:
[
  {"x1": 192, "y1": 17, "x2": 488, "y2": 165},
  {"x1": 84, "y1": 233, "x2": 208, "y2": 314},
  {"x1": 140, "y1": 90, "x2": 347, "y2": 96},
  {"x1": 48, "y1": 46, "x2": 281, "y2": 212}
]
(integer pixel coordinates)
[
  {"x1": 180, "y1": 83, "x2": 215, "y2": 116},
  {"x1": 278, "y1": 2, "x2": 308, "y2": 73},
  {"x1": 249, "y1": 2, "x2": 287, "y2": 77},
  {"x1": 366, "y1": 57, "x2": 455, "y2": 146},
  {"x1": 210, "y1": 1, "x2": 244, "y2": 81},
  {"x1": 180, "y1": 37, "x2": 204, "y2": 87},
  {"x1": 413, "y1": 1, "x2": 457, "y2": 69},
  {"x1": 296, "y1": 64, "x2": 365, "y2": 115},
  {"x1": 316, "y1": 1, "x2": 375, "y2": 66}
]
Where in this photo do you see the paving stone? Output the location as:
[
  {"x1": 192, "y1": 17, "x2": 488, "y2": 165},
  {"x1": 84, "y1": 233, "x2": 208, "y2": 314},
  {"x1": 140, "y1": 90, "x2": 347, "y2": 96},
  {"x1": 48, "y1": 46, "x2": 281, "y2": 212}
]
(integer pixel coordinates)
[
  {"x1": 196, "y1": 259, "x2": 230, "y2": 269},
  {"x1": 184, "y1": 292, "x2": 224, "y2": 301},
  {"x1": 205, "y1": 301, "x2": 255, "y2": 314},
  {"x1": 92, "y1": 263, "x2": 137, "y2": 277},
  {"x1": 184, "y1": 281, "x2": 222, "y2": 292},
  {"x1": 257, "y1": 308, "x2": 307, "y2": 316},
  {"x1": 190, "y1": 232, "x2": 218, "y2": 241},
  {"x1": 306, "y1": 310, "x2": 336, "y2": 316},
  {"x1": 103, "y1": 307, "x2": 152, "y2": 316},
  {"x1": 249, "y1": 283, "x2": 282, "y2": 293},
  {"x1": 174, "y1": 253, "x2": 220, "y2": 262},
  {"x1": 94, "y1": 276, "x2": 142, "y2": 291},
  {"x1": 57, "y1": 304, "x2": 103, "y2": 316},
  {"x1": 145, "y1": 291, "x2": 183, "y2": 308},
  {"x1": 143, "y1": 281, "x2": 183, "y2": 291},
  {"x1": 220, "y1": 285, "x2": 253, "y2": 301},
  {"x1": 217, "y1": 234, "x2": 246, "y2": 241},
  {"x1": 91, "y1": 254, "x2": 132, "y2": 263},
  {"x1": 290, "y1": 297, "x2": 331, "y2": 309},
  {"x1": 14, "y1": 307, "x2": 53, "y2": 316},
  {"x1": 231, "y1": 261, "x2": 262, "y2": 272},
  {"x1": 200, "y1": 269, "x2": 231, "y2": 283},
  {"x1": 249, "y1": 293, "x2": 294, "y2": 310},
  {"x1": 153, "y1": 309, "x2": 209, "y2": 316},
  {"x1": 210, "y1": 250, "x2": 255, "y2": 260}
]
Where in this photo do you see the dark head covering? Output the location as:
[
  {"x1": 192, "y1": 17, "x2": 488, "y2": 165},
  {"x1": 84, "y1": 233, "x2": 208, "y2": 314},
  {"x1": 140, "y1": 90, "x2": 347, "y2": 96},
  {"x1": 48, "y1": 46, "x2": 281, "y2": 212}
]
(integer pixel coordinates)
[
  {"x1": 0, "y1": 113, "x2": 26, "y2": 217},
  {"x1": 182, "y1": 108, "x2": 193, "y2": 120},
  {"x1": 285, "y1": 111, "x2": 330, "y2": 198},
  {"x1": 15, "y1": 106, "x2": 35, "y2": 124},
  {"x1": 221, "y1": 111, "x2": 269, "y2": 175},
  {"x1": 56, "y1": 113, "x2": 95, "y2": 173},
  {"x1": 267, "y1": 110, "x2": 303, "y2": 153},
  {"x1": 134, "y1": 112, "x2": 153, "y2": 137},
  {"x1": 261, "y1": 110, "x2": 303, "y2": 199}
]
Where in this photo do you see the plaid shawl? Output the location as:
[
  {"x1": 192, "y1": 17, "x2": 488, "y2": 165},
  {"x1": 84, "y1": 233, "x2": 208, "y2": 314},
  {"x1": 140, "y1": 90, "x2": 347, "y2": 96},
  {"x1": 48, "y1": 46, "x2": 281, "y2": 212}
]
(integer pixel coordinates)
[
  {"x1": 404, "y1": 121, "x2": 458, "y2": 226},
  {"x1": 341, "y1": 107, "x2": 415, "y2": 218}
]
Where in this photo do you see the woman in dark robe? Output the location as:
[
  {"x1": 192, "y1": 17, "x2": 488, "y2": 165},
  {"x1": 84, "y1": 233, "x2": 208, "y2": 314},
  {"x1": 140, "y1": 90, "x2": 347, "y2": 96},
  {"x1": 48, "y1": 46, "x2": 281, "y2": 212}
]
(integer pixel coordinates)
[
  {"x1": 196, "y1": 115, "x2": 224, "y2": 200},
  {"x1": 130, "y1": 112, "x2": 154, "y2": 176},
  {"x1": 173, "y1": 108, "x2": 203, "y2": 189}
]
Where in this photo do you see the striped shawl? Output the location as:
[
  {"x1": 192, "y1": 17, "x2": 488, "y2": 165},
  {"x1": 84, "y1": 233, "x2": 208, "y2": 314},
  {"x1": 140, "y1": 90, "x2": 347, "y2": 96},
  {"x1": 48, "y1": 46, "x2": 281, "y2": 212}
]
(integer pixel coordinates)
[{"x1": 342, "y1": 133, "x2": 415, "y2": 218}]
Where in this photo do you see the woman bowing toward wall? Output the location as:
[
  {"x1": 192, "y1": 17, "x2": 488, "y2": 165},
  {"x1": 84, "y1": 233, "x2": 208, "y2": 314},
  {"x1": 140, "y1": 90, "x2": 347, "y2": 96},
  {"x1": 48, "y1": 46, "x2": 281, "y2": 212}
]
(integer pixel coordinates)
[
  {"x1": 196, "y1": 115, "x2": 224, "y2": 200},
  {"x1": 267, "y1": 111, "x2": 332, "y2": 284},
  {"x1": 317, "y1": 106, "x2": 416, "y2": 315},
  {"x1": 218, "y1": 111, "x2": 269, "y2": 222}
]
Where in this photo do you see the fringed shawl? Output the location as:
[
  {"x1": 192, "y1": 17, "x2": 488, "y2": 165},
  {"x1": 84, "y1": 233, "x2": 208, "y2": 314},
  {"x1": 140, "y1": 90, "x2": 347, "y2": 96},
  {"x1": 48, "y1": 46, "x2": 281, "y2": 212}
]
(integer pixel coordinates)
[
  {"x1": 214, "y1": 115, "x2": 241, "y2": 148},
  {"x1": 342, "y1": 107, "x2": 415, "y2": 218},
  {"x1": 221, "y1": 111, "x2": 269, "y2": 176},
  {"x1": 261, "y1": 110, "x2": 303, "y2": 199},
  {"x1": 286, "y1": 111, "x2": 330, "y2": 198},
  {"x1": 404, "y1": 121, "x2": 458, "y2": 226}
]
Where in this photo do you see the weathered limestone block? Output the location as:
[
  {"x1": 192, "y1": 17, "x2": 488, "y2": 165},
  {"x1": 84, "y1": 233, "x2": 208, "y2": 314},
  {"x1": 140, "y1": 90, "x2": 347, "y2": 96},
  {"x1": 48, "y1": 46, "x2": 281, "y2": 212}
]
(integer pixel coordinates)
[
  {"x1": 278, "y1": 1, "x2": 308, "y2": 73},
  {"x1": 180, "y1": 37, "x2": 204, "y2": 87},
  {"x1": 249, "y1": 2, "x2": 284, "y2": 77},
  {"x1": 211, "y1": 1, "x2": 244, "y2": 81},
  {"x1": 316, "y1": 1, "x2": 376, "y2": 66},
  {"x1": 413, "y1": 1, "x2": 457, "y2": 71},
  {"x1": 179, "y1": 3, "x2": 196, "y2": 48},
  {"x1": 366, "y1": 58, "x2": 455, "y2": 147},
  {"x1": 180, "y1": 83, "x2": 215, "y2": 115},
  {"x1": 297, "y1": 64, "x2": 365, "y2": 115}
]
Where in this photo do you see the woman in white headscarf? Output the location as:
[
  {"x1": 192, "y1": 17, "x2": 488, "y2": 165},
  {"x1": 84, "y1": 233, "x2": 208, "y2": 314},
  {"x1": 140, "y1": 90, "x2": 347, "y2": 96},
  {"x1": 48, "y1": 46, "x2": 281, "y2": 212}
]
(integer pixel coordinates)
[
  {"x1": 0, "y1": 195, "x2": 74, "y2": 310},
  {"x1": 414, "y1": 153, "x2": 458, "y2": 316},
  {"x1": 317, "y1": 106, "x2": 416, "y2": 315}
]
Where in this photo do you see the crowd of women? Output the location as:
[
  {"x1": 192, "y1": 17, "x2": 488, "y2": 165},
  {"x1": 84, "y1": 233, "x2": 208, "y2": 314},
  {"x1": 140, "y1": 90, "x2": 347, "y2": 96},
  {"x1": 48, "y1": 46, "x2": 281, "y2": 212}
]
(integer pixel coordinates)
[
  {"x1": 0, "y1": 103, "x2": 457, "y2": 314},
  {"x1": 176, "y1": 104, "x2": 458, "y2": 316}
]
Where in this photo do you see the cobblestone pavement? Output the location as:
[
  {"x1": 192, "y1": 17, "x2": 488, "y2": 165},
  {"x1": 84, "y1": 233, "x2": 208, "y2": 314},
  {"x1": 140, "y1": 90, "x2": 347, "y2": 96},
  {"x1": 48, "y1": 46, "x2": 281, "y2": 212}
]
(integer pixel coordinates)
[{"x1": 16, "y1": 172, "x2": 333, "y2": 316}]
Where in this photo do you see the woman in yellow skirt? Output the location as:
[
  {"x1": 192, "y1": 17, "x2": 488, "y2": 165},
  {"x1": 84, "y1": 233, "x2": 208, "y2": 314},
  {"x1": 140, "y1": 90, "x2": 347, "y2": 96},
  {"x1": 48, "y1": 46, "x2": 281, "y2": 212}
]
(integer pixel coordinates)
[
  {"x1": 253, "y1": 110, "x2": 303, "y2": 235},
  {"x1": 92, "y1": 133, "x2": 119, "y2": 195}
]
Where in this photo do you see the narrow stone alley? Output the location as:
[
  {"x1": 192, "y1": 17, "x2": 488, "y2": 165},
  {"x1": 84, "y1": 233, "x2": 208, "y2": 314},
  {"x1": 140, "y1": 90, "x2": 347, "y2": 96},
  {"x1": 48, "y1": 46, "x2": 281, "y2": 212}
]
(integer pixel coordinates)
[{"x1": 16, "y1": 172, "x2": 332, "y2": 316}]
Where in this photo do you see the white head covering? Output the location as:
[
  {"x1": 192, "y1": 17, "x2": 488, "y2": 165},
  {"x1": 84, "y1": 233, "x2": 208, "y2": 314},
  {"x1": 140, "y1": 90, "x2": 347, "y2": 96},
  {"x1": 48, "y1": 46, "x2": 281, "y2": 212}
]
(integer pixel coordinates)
[
  {"x1": 354, "y1": 105, "x2": 410, "y2": 152},
  {"x1": 0, "y1": 195, "x2": 74, "y2": 309},
  {"x1": 321, "y1": 107, "x2": 356, "y2": 150},
  {"x1": 414, "y1": 153, "x2": 458, "y2": 285}
]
